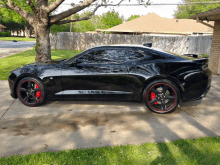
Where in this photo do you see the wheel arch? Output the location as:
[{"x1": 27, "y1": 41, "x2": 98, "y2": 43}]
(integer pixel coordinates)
[
  {"x1": 141, "y1": 75, "x2": 184, "y2": 101},
  {"x1": 13, "y1": 74, "x2": 45, "y2": 98}
]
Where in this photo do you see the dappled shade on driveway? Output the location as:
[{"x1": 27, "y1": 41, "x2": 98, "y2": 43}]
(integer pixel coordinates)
[{"x1": 0, "y1": 76, "x2": 220, "y2": 157}]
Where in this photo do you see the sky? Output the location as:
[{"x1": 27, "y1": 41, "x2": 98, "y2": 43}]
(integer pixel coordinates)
[{"x1": 56, "y1": 0, "x2": 182, "y2": 19}]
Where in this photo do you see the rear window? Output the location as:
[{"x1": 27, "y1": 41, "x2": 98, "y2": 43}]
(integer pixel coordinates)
[
  {"x1": 147, "y1": 50, "x2": 176, "y2": 60},
  {"x1": 158, "y1": 50, "x2": 203, "y2": 60},
  {"x1": 170, "y1": 53, "x2": 209, "y2": 60},
  {"x1": 149, "y1": 48, "x2": 207, "y2": 60},
  {"x1": 181, "y1": 54, "x2": 208, "y2": 60}
]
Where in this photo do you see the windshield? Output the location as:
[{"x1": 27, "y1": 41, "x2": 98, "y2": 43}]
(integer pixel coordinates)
[{"x1": 64, "y1": 50, "x2": 88, "y2": 64}]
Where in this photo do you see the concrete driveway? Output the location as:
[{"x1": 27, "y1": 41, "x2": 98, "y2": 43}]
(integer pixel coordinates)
[
  {"x1": 0, "y1": 41, "x2": 35, "y2": 59},
  {"x1": 0, "y1": 76, "x2": 220, "y2": 157}
]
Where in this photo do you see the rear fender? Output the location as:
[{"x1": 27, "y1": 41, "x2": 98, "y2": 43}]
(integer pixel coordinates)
[{"x1": 142, "y1": 75, "x2": 185, "y2": 101}]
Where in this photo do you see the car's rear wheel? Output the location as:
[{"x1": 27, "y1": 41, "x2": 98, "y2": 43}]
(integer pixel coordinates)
[
  {"x1": 143, "y1": 79, "x2": 180, "y2": 114},
  {"x1": 16, "y1": 77, "x2": 46, "y2": 107}
]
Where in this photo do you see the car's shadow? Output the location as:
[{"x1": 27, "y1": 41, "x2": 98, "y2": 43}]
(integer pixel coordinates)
[
  {"x1": 44, "y1": 99, "x2": 143, "y2": 106},
  {"x1": 179, "y1": 99, "x2": 202, "y2": 107}
]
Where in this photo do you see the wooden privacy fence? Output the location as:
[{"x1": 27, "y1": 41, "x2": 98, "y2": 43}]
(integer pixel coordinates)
[{"x1": 50, "y1": 32, "x2": 212, "y2": 55}]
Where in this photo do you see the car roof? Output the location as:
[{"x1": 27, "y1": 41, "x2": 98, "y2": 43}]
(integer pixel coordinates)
[
  {"x1": 91, "y1": 44, "x2": 177, "y2": 56},
  {"x1": 93, "y1": 44, "x2": 147, "y2": 48},
  {"x1": 67, "y1": 44, "x2": 186, "y2": 62}
]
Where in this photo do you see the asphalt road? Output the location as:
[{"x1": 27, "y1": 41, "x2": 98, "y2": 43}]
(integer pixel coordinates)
[
  {"x1": 0, "y1": 41, "x2": 36, "y2": 59},
  {"x1": 0, "y1": 41, "x2": 35, "y2": 48}
]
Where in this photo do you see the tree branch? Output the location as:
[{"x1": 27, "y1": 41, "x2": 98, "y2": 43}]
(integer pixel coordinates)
[
  {"x1": 55, "y1": 16, "x2": 90, "y2": 25},
  {"x1": 3, "y1": 0, "x2": 33, "y2": 24},
  {"x1": 45, "y1": 0, "x2": 65, "y2": 13},
  {"x1": 54, "y1": 5, "x2": 100, "y2": 25},
  {"x1": 0, "y1": 3, "x2": 6, "y2": 7},
  {"x1": 50, "y1": 0, "x2": 97, "y2": 24},
  {"x1": 54, "y1": 4, "x2": 101, "y2": 25},
  {"x1": 0, "y1": 0, "x2": 7, "y2": 8},
  {"x1": 26, "y1": 0, "x2": 37, "y2": 14}
]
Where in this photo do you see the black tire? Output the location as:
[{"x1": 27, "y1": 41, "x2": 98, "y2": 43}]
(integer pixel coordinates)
[
  {"x1": 143, "y1": 79, "x2": 180, "y2": 114},
  {"x1": 16, "y1": 77, "x2": 47, "y2": 107}
]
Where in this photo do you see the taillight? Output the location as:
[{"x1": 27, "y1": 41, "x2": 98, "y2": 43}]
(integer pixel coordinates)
[{"x1": 202, "y1": 63, "x2": 208, "y2": 71}]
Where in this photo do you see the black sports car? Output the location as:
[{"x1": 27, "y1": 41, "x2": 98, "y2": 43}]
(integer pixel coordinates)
[{"x1": 8, "y1": 45, "x2": 212, "y2": 114}]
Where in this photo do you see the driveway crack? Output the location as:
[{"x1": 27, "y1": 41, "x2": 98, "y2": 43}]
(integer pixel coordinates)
[
  {"x1": 179, "y1": 107, "x2": 220, "y2": 134},
  {"x1": 0, "y1": 99, "x2": 15, "y2": 120}
]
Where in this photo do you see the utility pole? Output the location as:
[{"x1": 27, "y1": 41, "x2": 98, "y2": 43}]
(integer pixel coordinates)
[{"x1": 70, "y1": 15, "x2": 73, "y2": 32}]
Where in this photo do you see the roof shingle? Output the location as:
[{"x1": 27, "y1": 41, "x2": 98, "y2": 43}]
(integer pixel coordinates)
[
  {"x1": 0, "y1": 24, "x2": 6, "y2": 28},
  {"x1": 106, "y1": 13, "x2": 213, "y2": 34}
]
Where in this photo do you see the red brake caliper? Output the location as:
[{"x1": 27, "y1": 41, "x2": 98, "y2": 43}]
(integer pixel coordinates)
[
  {"x1": 35, "y1": 84, "x2": 41, "y2": 98},
  {"x1": 151, "y1": 92, "x2": 158, "y2": 105}
]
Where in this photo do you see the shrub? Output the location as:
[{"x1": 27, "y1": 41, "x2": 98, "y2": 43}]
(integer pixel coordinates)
[
  {"x1": 51, "y1": 24, "x2": 70, "y2": 34},
  {"x1": 0, "y1": 32, "x2": 11, "y2": 37}
]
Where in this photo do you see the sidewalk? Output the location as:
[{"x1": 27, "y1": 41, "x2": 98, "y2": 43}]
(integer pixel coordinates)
[{"x1": 0, "y1": 76, "x2": 219, "y2": 157}]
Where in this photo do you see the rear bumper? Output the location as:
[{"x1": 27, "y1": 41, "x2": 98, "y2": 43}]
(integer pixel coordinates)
[
  {"x1": 181, "y1": 68, "x2": 212, "y2": 102},
  {"x1": 195, "y1": 69, "x2": 212, "y2": 100},
  {"x1": 196, "y1": 86, "x2": 211, "y2": 100}
]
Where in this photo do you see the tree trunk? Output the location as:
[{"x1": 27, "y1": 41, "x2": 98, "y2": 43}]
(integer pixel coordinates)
[
  {"x1": 23, "y1": 28, "x2": 25, "y2": 37},
  {"x1": 34, "y1": 25, "x2": 52, "y2": 62},
  {"x1": 30, "y1": 28, "x2": 33, "y2": 37},
  {"x1": 24, "y1": 25, "x2": 31, "y2": 38}
]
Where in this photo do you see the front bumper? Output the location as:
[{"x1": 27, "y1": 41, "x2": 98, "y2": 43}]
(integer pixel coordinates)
[{"x1": 8, "y1": 73, "x2": 17, "y2": 99}]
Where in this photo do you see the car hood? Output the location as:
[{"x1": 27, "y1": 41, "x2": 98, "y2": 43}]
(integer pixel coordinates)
[
  {"x1": 11, "y1": 59, "x2": 66, "y2": 77},
  {"x1": 24, "y1": 58, "x2": 69, "y2": 66},
  {"x1": 26, "y1": 60, "x2": 63, "y2": 66}
]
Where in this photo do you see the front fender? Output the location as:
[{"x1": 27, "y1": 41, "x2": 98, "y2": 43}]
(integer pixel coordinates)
[{"x1": 9, "y1": 65, "x2": 63, "y2": 99}]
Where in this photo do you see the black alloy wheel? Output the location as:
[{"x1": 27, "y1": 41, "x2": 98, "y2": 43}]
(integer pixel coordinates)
[
  {"x1": 143, "y1": 79, "x2": 180, "y2": 114},
  {"x1": 17, "y1": 77, "x2": 46, "y2": 106}
]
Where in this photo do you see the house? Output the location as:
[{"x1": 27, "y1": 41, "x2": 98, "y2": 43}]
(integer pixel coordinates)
[
  {"x1": 86, "y1": 31, "x2": 98, "y2": 33},
  {"x1": 190, "y1": 7, "x2": 220, "y2": 75},
  {"x1": 103, "y1": 13, "x2": 213, "y2": 36},
  {"x1": 0, "y1": 24, "x2": 6, "y2": 32}
]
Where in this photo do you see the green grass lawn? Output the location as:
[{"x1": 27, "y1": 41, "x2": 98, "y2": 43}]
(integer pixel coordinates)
[
  {"x1": 200, "y1": 54, "x2": 209, "y2": 58},
  {"x1": 0, "y1": 49, "x2": 82, "y2": 80},
  {"x1": 0, "y1": 136, "x2": 220, "y2": 164},
  {"x1": 0, "y1": 37, "x2": 36, "y2": 41}
]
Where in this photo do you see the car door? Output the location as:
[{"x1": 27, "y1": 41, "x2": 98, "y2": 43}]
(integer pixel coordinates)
[
  {"x1": 60, "y1": 48, "x2": 131, "y2": 100},
  {"x1": 123, "y1": 48, "x2": 155, "y2": 100}
]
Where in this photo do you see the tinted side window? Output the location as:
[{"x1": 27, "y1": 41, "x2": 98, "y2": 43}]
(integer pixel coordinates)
[
  {"x1": 77, "y1": 48, "x2": 149, "y2": 64},
  {"x1": 93, "y1": 50, "x2": 118, "y2": 63},
  {"x1": 127, "y1": 50, "x2": 145, "y2": 61},
  {"x1": 77, "y1": 50, "x2": 120, "y2": 64},
  {"x1": 77, "y1": 52, "x2": 94, "y2": 63},
  {"x1": 92, "y1": 49, "x2": 127, "y2": 64},
  {"x1": 147, "y1": 50, "x2": 176, "y2": 60}
]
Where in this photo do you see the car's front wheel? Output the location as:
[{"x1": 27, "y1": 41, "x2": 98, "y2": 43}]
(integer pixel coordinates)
[
  {"x1": 16, "y1": 77, "x2": 47, "y2": 107},
  {"x1": 143, "y1": 79, "x2": 180, "y2": 114}
]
